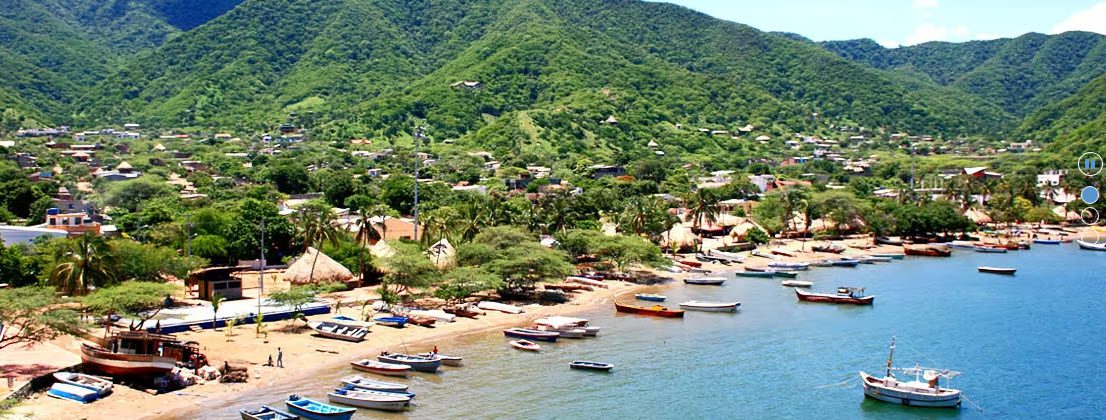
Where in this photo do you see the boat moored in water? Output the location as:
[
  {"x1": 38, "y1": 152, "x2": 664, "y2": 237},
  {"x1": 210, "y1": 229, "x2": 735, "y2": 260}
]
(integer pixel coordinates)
[
  {"x1": 510, "y1": 339, "x2": 541, "y2": 351},
  {"x1": 503, "y1": 327, "x2": 560, "y2": 342},
  {"x1": 736, "y1": 270, "x2": 775, "y2": 278},
  {"x1": 378, "y1": 352, "x2": 441, "y2": 373},
  {"x1": 904, "y1": 245, "x2": 952, "y2": 257},
  {"x1": 678, "y1": 300, "x2": 740, "y2": 312},
  {"x1": 285, "y1": 395, "x2": 356, "y2": 420},
  {"x1": 327, "y1": 388, "x2": 410, "y2": 412},
  {"x1": 795, "y1": 287, "x2": 874, "y2": 305},
  {"x1": 978, "y1": 266, "x2": 1016, "y2": 275},
  {"x1": 240, "y1": 405, "x2": 299, "y2": 420},
  {"x1": 635, "y1": 293, "x2": 667, "y2": 302},
  {"x1": 781, "y1": 280, "x2": 813, "y2": 288},
  {"x1": 570, "y1": 361, "x2": 614, "y2": 371},
  {"x1": 1077, "y1": 240, "x2": 1106, "y2": 251},
  {"x1": 684, "y1": 276, "x2": 727, "y2": 285},
  {"x1": 340, "y1": 376, "x2": 409, "y2": 392},
  {"x1": 614, "y1": 302, "x2": 685, "y2": 317},
  {"x1": 860, "y1": 337, "x2": 962, "y2": 408},
  {"x1": 415, "y1": 352, "x2": 463, "y2": 366},
  {"x1": 350, "y1": 359, "x2": 412, "y2": 377}
]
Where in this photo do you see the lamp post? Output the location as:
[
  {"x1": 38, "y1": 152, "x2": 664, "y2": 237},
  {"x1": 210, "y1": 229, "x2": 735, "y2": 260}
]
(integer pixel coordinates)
[{"x1": 412, "y1": 126, "x2": 426, "y2": 240}]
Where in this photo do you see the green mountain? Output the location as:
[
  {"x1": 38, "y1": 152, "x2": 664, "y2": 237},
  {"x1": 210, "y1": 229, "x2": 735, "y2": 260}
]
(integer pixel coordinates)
[{"x1": 1018, "y1": 72, "x2": 1106, "y2": 154}]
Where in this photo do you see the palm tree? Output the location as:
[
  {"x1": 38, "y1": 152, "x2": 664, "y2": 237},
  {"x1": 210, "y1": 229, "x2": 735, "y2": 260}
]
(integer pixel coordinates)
[
  {"x1": 293, "y1": 202, "x2": 343, "y2": 283},
  {"x1": 685, "y1": 189, "x2": 720, "y2": 251},
  {"x1": 455, "y1": 200, "x2": 490, "y2": 243},
  {"x1": 50, "y1": 234, "x2": 115, "y2": 296},
  {"x1": 210, "y1": 293, "x2": 225, "y2": 331}
]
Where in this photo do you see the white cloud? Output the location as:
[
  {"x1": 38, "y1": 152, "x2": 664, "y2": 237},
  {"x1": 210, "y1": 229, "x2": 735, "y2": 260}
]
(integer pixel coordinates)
[
  {"x1": 904, "y1": 23, "x2": 950, "y2": 45},
  {"x1": 952, "y1": 25, "x2": 970, "y2": 37},
  {"x1": 1051, "y1": 2, "x2": 1106, "y2": 35},
  {"x1": 877, "y1": 40, "x2": 901, "y2": 48}
]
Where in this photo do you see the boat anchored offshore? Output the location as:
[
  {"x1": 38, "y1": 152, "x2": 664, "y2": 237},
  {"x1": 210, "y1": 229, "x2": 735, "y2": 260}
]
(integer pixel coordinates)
[
  {"x1": 860, "y1": 337, "x2": 962, "y2": 408},
  {"x1": 978, "y1": 266, "x2": 1016, "y2": 275},
  {"x1": 678, "y1": 300, "x2": 740, "y2": 312},
  {"x1": 795, "y1": 287, "x2": 874, "y2": 305},
  {"x1": 683, "y1": 276, "x2": 727, "y2": 285}
]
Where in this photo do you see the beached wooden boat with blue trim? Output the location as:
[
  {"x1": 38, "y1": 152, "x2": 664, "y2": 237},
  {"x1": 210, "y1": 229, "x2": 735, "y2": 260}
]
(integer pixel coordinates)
[
  {"x1": 53, "y1": 372, "x2": 113, "y2": 397},
  {"x1": 240, "y1": 405, "x2": 299, "y2": 420},
  {"x1": 285, "y1": 395, "x2": 355, "y2": 420},
  {"x1": 46, "y1": 383, "x2": 99, "y2": 404}
]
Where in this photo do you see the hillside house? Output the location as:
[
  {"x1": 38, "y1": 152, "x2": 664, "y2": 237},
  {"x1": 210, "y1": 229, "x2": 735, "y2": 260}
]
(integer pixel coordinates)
[{"x1": 589, "y1": 164, "x2": 625, "y2": 179}]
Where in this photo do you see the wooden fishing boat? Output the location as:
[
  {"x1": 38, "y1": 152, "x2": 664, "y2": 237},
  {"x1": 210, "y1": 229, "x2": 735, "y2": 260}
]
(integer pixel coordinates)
[
  {"x1": 80, "y1": 331, "x2": 205, "y2": 377},
  {"x1": 52, "y1": 372, "x2": 113, "y2": 396},
  {"x1": 832, "y1": 259, "x2": 860, "y2": 267},
  {"x1": 330, "y1": 315, "x2": 375, "y2": 329},
  {"x1": 769, "y1": 261, "x2": 810, "y2": 270},
  {"x1": 795, "y1": 287, "x2": 874, "y2": 305},
  {"x1": 1032, "y1": 239, "x2": 1061, "y2": 245},
  {"x1": 770, "y1": 248, "x2": 795, "y2": 257},
  {"x1": 903, "y1": 245, "x2": 952, "y2": 257},
  {"x1": 408, "y1": 309, "x2": 456, "y2": 323},
  {"x1": 1077, "y1": 240, "x2": 1106, "y2": 251},
  {"x1": 812, "y1": 244, "x2": 846, "y2": 253},
  {"x1": 876, "y1": 236, "x2": 904, "y2": 245},
  {"x1": 378, "y1": 353, "x2": 441, "y2": 373},
  {"x1": 327, "y1": 389, "x2": 410, "y2": 412},
  {"x1": 46, "y1": 383, "x2": 98, "y2": 404},
  {"x1": 477, "y1": 301, "x2": 524, "y2": 314},
  {"x1": 241, "y1": 405, "x2": 299, "y2": 420},
  {"x1": 676, "y1": 258, "x2": 703, "y2": 268},
  {"x1": 510, "y1": 339, "x2": 541, "y2": 351},
  {"x1": 736, "y1": 270, "x2": 775, "y2": 278},
  {"x1": 285, "y1": 395, "x2": 356, "y2": 420},
  {"x1": 443, "y1": 306, "x2": 482, "y2": 318},
  {"x1": 973, "y1": 245, "x2": 1007, "y2": 253},
  {"x1": 771, "y1": 270, "x2": 798, "y2": 278},
  {"x1": 683, "y1": 276, "x2": 727, "y2": 285},
  {"x1": 416, "y1": 352, "x2": 463, "y2": 366},
  {"x1": 811, "y1": 260, "x2": 834, "y2": 267},
  {"x1": 503, "y1": 327, "x2": 560, "y2": 342},
  {"x1": 781, "y1": 280, "x2": 813, "y2": 288},
  {"x1": 635, "y1": 293, "x2": 667, "y2": 302},
  {"x1": 372, "y1": 316, "x2": 408, "y2": 328},
  {"x1": 709, "y1": 250, "x2": 746, "y2": 263},
  {"x1": 350, "y1": 359, "x2": 412, "y2": 377},
  {"x1": 860, "y1": 338, "x2": 962, "y2": 408},
  {"x1": 614, "y1": 302, "x2": 685, "y2": 318},
  {"x1": 978, "y1": 266, "x2": 1016, "y2": 275},
  {"x1": 406, "y1": 315, "x2": 437, "y2": 327},
  {"x1": 872, "y1": 253, "x2": 905, "y2": 260},
  {"x1": 569, "y1": 361, "x2": 614, "y2": 371},
  {"x1": 678, "y1": 300, "x2": 740, "y2": 312},
  {"x1": 308, "y1": 321, "x2": 368, "y2": 342},
  {"x1": 340, "y1": 376, "x2": 409, "y2": 392}
]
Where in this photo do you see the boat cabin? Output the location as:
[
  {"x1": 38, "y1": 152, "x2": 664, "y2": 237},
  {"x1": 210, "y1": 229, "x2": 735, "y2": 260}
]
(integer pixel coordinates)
[
  {"x1": 837, "y1": 287, "x2": 866, "y2": 298},
  {"x1": 106, "y1": 331, "x2": 202, "y2": 363}
]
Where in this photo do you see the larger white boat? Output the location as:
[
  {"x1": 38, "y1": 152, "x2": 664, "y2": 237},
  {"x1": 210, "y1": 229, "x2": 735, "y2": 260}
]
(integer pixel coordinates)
[
  {"x1": 708, "y1": 250, "x2": 746, "y2": 263},
  {"x1": 860, "y1": 338, "x2": 962, "y2": 408},
  {"x1": 477, "y1": 301, "x2": 524, "y2": 314},
  {"x1": 678, "y1": 300, "x2": 740, "y2": 312}
]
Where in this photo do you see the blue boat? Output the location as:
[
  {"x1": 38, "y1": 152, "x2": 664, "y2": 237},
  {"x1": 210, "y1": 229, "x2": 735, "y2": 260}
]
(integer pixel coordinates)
[
  {"x1": 1033, "y1": 239, "x2": 1061, "y2": 245},
  {"x1": 373, "y1": 316, "x2": 408, "y2": 328},
  {"x1": 832, "y1": 259, "x2": 860, "y2": 267},
  {"x1": 285, "y1": 395, "x2": 355, "y2": 420},
  {"x1": 46, "y1": 383, "x2": 99, "y2": 404},
  {"x1": 240, "y1": 405, "x2": 299, "y2": 420},
  {"x1": 378, "y1": 352, "x2": 441, "y2": 373},
  {"x1": 635, "y1": 293, "x2": 666, "y2": 302}
]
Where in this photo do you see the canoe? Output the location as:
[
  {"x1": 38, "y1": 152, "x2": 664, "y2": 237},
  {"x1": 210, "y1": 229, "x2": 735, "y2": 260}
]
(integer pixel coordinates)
[
  {"x1": 416, "y1": 352, "x2": 463, "y2": 366},
  {"x1": 614, "y1": 302, "x2": 685, "y2": 318},
  {"x1": 406, "y1": 315, "x2": 437, "y2": 327},
  {"x1": 1033, "y1": 239, "x2": 1061, "y2": 245},
  {"x1": 308, "y1": 321, "x2": 368, "y2": 342},
  {"x1": 795, "y1": 287, "x2": 874, "y2": 305},
  {"x1": 46, "y1": 383, "x2": 98, "y2": 404},
  {"x1": 503, "y1": 327, "x2": 560, "y2": 342},
  {"x1": 684, "y1": 276, "x2": 727, "y2": 285},
  {"x1": 736, "y1": 271, "x2": 775, "y2": 278},
  {"x1": 978, "y1": 266, "x2": 1017, "y2": 275},
  {"x1": 1077, "y1": 240, "x2": 1106, "y2": 251},
  {"x1": 678, "y1": 300, "x2": 740, "y2": 312},
  {"x1": 285, "y1": 395, "x2": 356, "y2": 420},
  {"x1": 372, "y1": 316, "x2": 408, "y2": 328},
  {"x1": 408, "y1": 309, "x2": 456, "y2": 323},
  {"x1": 240, "y1": 405, "x2": 299, "y2": 420},
  {"x1": 478, "y1": 301, "x2": 524, "y2": 314},
  {"x1": 378, "y1": 353, "x2": 441, "y2": 373},
  {"x1": 832, "y1": 259, "x2": 860, "y2": 267},
  {"x1": 781, "y1": 280, "x2": 813, "y2": 288},
  {"x1": 565, "y1": 276, "x2": 608, "y2": 289},
  {"x1": 350, "y1": 359, "x2": 412, "y2": 377},
  {"x1": 327, "y1": 389, "x2": 409, "y2": 412},
  {"x1": 53, "y1": 372, "x2": 113, "y2": 396},
  {"x1": 510, "y1": 339, "x2": 541, "y2": 351},
  {"x1": 973, "y1": 246, "x2": 1007, "y2": 253},
  {"x1": 768, "y1": 261, "x2": 809, "y2": 270},
  {"x1": 340, "y1": 376, "x2": 409, "y2": 392},
  {"x1": 570, "y1": 361, "x2": 614, "y2": 371},
  {"x1": 871, "y1": 253, "x2": 905, "y2": 260},
  {"x1": 635, "y1": 293, "x2": 667, "y2": 302}
]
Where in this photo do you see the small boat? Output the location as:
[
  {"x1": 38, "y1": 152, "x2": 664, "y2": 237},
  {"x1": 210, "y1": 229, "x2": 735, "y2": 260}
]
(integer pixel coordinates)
[
  {"x1": 812, "y1": 244, "x2": 846, "y2": 253},
  {"x1": 285, "y1": 395, "x2": 356, "y2": 420},
  {"x1": 866, "y1": 256, "x2": 893, "y2": 262},
  {"x1": 770, "y1": 248, "x2": 795, "y2": 257},
  {"x1": 327, "y1": 388, "x2": 410, "y2": 412},
  {"x1": 241, "y1": 405, "x2": 299, "y2": 420},
  {"x1": 771, "y1": 270, "x2": 798, "y2": 278},
  {"x1": 336, "y1": 385, "x2": 415, "y2": 399},
  {"x1": 477, "y1": 301, "x2": 524, "y2": 314},
  {"x1": 871, "y1": 253, "x2": 904, "y2": 260},
  {"x1": 614, "y1": 302, "x2": 685, "y2": 317},
  {"x1": 46, "y1": 383, "x2": 98, "y2": 404},
  {"x1": 750, "y1": 250, "x2": 779, "y2": 260},
  {"x1": 510, "y1": 339, "x2": 541, "y2": 351},
  {"x1": 635, "y1": 293, "x2": 667, "y2": 302},
  {"x1": 565, "y1": 276, "x2": 608, "y2": 288},
  {"x1": 978, "y1": 266, "x2": 1016, "y2": 275},
  {"x1": 876, "y1": 236, "x2": 904, "y2": 245},
  {"x1": 416, "y1": 352, "x2": 463, "y2": 366},
  {"x1": 1077, "y1": 240, "x2": 1106, "y2": 251},
  {"x1": 736, "y1": 270, "x2": 775, "y2": 278},
  {"x1": 781, "y1": 280, "x2": 813, "y2": 288},
  {"x1": 696, "y1": 253, "x2": 730, "y2": 264},
  {"x1": 308, "y1": 321, "x2": 368, "y2": 342},
  {"x1": 832, "y1": 259, "x2": 860, "y2": 267},
  {"x1": 52, "y1": 372, "x2": 113, "y2": 396},
  {"x1": 372, "y1": 316, "x2": 408, "y2": 328},
  {"x1": 1033, "y1": 239, "x2": 1061, "y2": 245},
  {"x1": 340, "y1": 376, "x2": 409, "y2": 392},
  {"x1": 709, "y1": 250, "x2": 746, "y2": 263},
  {"x1": 676, "y1": 258, "x2": 703, "y2": 268},
  {"x1": 408, "y1": 309, "x2": 456, "y2": 323},
  {"x1": 855, "y1": 256, "x2": 876, "y2": 264},
  {"x1": 503, "y1": 327, "x2": 560, "y2": 342},
  {"x1": 684, "y1": 276, "x2": 726, "y2": 285},
  {"x1": 533, "y1": 316, "x2": 600, "y2": 337},
  {"x1": 678, "y1": 300, "x2": 740, "y2": 312},
  {"x1": 860, "y1": 337, "x2": 962, "y2": 408},
  {"x1": 795, "y1": 287, "x2": 874, "y2": 305},
  {"x1": 350, "y1": 359, "x2": 412, "y2": 377},
  {"x1": 443, "y1": 305, "x2": 483, "y2": 318},
  {"x1": 378, "y1": 353, "x2": 441, "y2": 373},
  {"x1": 973, "y1": 245, "x2": 1007, "y2": 253},
  {"x1": 330, "y1": 315, "x2": 375, "y2": 329},
  {"x1": 904, "y1": 245, "x2": 952, "y2": 257},
  {"x1": 569, "y1": 361, "x2": 614, "y2": 371},
  {"x1": 768, "y1": 261, "x2": 809, "y2": 271},
  {"x1": 406, "y1": 315, "x2": 437, "y2": 327},
  {"x1": 811, "y1": 260, "x2": 834, "y2": 267}
]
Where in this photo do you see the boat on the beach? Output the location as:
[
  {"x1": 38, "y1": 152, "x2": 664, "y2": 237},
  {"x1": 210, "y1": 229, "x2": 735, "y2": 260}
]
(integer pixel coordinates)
[
  {"x1": 327, "y1": 388, "x2": 410, "y2": 412},
  {"x1": 443, "y1": 305, "x2": 483, "y2": 318},
  {"x1": 378, "y1": 352, "x2": 441, "y2": 373},
  {"x1": 750, "y1": 250, "x2": 778, "y2": 260},
  {"x1": 676, "y1": 258, "x2": 703, "y2": 268},
  {"x1": 709, "y1": 250, "x2": 746, "y2": 263},
  {"x1": 769, "y1": 261, "x2": 810, "y2": 271},
  {"x1": 614, "y1": 302, "x2": 685, "y2": 318},
  {"x1": 330, "y1": 315, "x2": 375, "y2": 329},
  {"x1": 350, "y1": 359, "x2": 412, "y2": 377},
  {"x1": 240, "y1": 405, "x2": 299, "y2": 420},
  {"x1": 947, "y1": 241, "x2": 977, "y2": 250},
  {"x1": 406, "y1": 315, "x2": 437, "y2": 327},
  {"x1": 510, "y1": 339, "x2": 541, "y2": 351},
  {"x1": 1077, "y1": 240, "x2": 1106, "y2": 251},
  {"x1": 340, "y1": 376, "x2": 409, "y2": 392},
  {"x1": 52, "y1": 372, "x2": 113, "y2": 396},
  {"x1": 812, "y1": 244, "x2": 846, "y2": 253},
  {"x1": 904, "y1": 245, "x2": 952, "y2": 257},
  {"x1": 308, "y1": 321, "x2": 369, "y2": 342},
  {"x1": 570, "y1": 361, "x2": 614, "y2": 371},
  {"x1": 684, "y1": 276, "x2": 727, "y2": 285},
  {"x1": 503, "y1": 327, "x2": 560, "y2": 342},
  {"x1": 46, "y1": 382, "x2": 99, "y2": 404},
  {"x1": 795, "y1": 287, "x2": 874, "y2": 305},
  {"x1": 565, "y1": 276, "x2": 609, "y2": 288},
  {"x1": 781, "y1": 280, "x2": 813, "y2": 288},
  {"x1": 1033, "y1": 239, "x2": 1061, "y2": 245},
  {"x1": 533, "y1": 316, "x2": 600, "y2": 337},
  {"x1": 80, "y1": 331, "x2": 206, "y2": 377},
  {"x1": 416, "y1": 352, "x2": 463, "y2": 366},
  {"x1": 872, "y1": 253, "x2": 905, "y2": 260},
  {"x1": 770, "y1": 248, "x2": 795, "y2": 257},
  {"x1": 371, "y1": 316, "x2": 408, "y2": 328},
  {"x1": 973, "y1": 245, "x2": 1007, "y2": 253},
  {"x1": 285, "y1": 395, "x2": 356, "y2": 420},
  {"x1": 978, "y1": 266, "x2": 1016, "y2": 275},
  {"x1": 876, "y1": 237, "x2": 904, "y2": 245},
  {"x1": 736, "y1": 270, "x2": 775, "y2": 278},
  {"x1": 696, "y1": 253, "x2": 731, "y2": 264},
  {"x1": 408, "y1": 309, "x2": 456, "y2": 323},
  {"x1": 635, "y1": 293, "x2": 667, "y2": 302},
  {"x1": 860, "y1": 338, "x2": 962, "y2": 408},
  {"x1": 678, "y1": 300, "x2": 740, "y2": 312},
  {"x1": 477, "y1": 301, "x2": 525, "y2": 314}
]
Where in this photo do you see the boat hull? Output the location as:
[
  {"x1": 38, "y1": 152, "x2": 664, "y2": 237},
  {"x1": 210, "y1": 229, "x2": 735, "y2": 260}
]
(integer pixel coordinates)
[
  {"x1": 503, "y1": 328, "x2": 559, "y2": 342},
  {"x1": 635, "y1": 294, "x2": 666, "y2": 302},
  {"x1": 614, "y1": 302, "x2": 684, "y2": 317},
  {"x1": 678, "y1": 302, "x2": 739, "y2": 312},
  {"x1": 327, "y1": 392, "x2": 408, "y2": 412},
  {"x1": 416, "y1": 353, "x2": 463, "y2": 366},
  {"x1": 240, "y1": 405, "x2": 299, "y2": 420},
  {"x1": 736, "y1": 271, "x2": 775, "y2": 278},
  {"x1": 47, "y1": 383, "x2": 98, "y2": 404},
  {"x1": 795, "y1": 289, "x2": 874, "y2": 305},
  {"x1": 860, "y1": 373, "x2": 961, "y2": 408},
  {"x1": 683, "y1": 278, "x2": 726, "y2": 285},
  {"x1": 285, "y1": 396, "x2": 355, "y2": 420},
  {"x1": 978, "y1": 267, "x2": 1016, "y2": 275},
  {"x1": 570, "y1": 361, "x2": 613, "y2": 371},
  {"x1": 378, "y1": 355, "x2": 440, "y2": 373},
  {"x1": 80, "y1": 344, "x2": 178, "y2": 377},
  {"x1": 350, "y1": 361, "x2": 412, "y2": 377}
]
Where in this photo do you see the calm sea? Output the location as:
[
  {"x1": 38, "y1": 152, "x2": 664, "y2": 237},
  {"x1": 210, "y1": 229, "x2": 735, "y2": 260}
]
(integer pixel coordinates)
[{"x1": 196, "y1": 244, "x2": 1105, "y2": 419}]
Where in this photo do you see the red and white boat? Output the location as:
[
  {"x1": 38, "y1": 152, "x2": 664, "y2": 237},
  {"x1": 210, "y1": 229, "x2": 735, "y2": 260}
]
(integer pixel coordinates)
[
  {"x1": 80, "y1": 331, "x2": 206, "y2": 377},
  {"x1": 794, "y1": 287, "x2": 874, "y2": 305},
  {"x1": 350, "y1": 359, "x2": 412, "y2": 377},
  {"x1": 860, "y1": 337, "x2": 962, "y2": 408}
]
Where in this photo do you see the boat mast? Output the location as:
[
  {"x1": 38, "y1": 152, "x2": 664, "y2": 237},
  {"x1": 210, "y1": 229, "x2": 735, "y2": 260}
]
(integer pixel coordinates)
[{"x1": 885, "y1": 336, "x2": 896, "y2": 377}]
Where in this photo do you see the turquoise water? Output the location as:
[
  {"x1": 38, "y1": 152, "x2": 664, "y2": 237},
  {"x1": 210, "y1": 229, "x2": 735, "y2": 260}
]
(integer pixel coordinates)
[{"x1": 199, "y1": 244, "x2": 1105, "y2": 419}]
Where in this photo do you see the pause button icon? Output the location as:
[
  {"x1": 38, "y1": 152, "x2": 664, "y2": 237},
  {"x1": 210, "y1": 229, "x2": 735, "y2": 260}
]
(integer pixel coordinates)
[{"x1": 1079, "y1": 152, "x2": 1103, "y2": 177}]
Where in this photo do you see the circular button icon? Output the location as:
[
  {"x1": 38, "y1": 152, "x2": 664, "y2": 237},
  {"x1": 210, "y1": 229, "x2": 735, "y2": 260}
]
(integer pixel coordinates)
[
  {"x1": 1081, "y1": 207, "x2": 1100, "y2": 225},
  {"x1": 1082, "y1": 186, "x2": 1100, "y2": 204},
  {"x1": 1080, "y1": 228, "x2": 1102, "y2": 244},
  {"x1": 1077, "y1": 152, "x2": 1103, "y2": 177}
]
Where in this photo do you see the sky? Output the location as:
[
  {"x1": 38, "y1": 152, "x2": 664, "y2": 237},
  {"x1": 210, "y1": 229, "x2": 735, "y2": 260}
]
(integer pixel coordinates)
[{"x1": 660, "y1": 0, "x2": 1106, "y2": 47}]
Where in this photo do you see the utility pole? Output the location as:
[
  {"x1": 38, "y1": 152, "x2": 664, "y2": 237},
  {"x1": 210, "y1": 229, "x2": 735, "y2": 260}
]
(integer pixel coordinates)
[
  {"x1": 258, "y1": 217, "x2": 265, "y2": 316},
  {"x1": 412, "y1": 126, "x2": 426, "y2": 240},
  {"x1": 910, "y1": 143, "x2": 917, "y2": 200},
  {"x1": 185, "y1": 217, "x2": 193, "y2": 258}
]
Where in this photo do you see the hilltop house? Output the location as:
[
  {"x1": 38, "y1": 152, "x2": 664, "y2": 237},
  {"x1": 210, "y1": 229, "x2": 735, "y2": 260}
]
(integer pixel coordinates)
[
  {"x1": 95, "y1": 161, "x2": 140, "y2": 181},
  {"x1": 589, "y1": 164, "x2": 625, "y2": 179},
  {"x1": 44, "y1": 208, "x2": 101, "y2": 237}
]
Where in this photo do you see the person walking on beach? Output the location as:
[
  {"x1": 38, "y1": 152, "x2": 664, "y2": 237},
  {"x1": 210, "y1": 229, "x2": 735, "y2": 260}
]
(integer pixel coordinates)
[{"x1": 277, "y1": 347, "x2": 284, "y2": 368}]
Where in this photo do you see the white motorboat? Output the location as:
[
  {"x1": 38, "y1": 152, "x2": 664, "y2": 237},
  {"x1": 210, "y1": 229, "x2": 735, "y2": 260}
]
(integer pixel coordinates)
[
  {"x1": 340, "y1": 376, "x2": 409, "y2": 392},
  {"x1": 477, "y1": 301, "x2": 524, "y2": 314},
  {"x1": 407, "y1": 309, "x2": 456, "y2": 323},
  {"x1": 327, "y1": 389, "x2": 410, "y2": 411},
  {"x1": 677, "y1": 300, "x2": 740, "y2": 312},
  {"x1": 780, "y1": 280, "x2": 813, "y2": 288}
]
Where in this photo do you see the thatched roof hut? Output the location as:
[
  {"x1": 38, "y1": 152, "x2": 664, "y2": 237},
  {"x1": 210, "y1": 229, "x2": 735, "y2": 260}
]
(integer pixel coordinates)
[
  {"x1": 660, "y1": 226, "x2": 700, "y2": 251},
  {"x1": 1052, "y1": 205, "x2": 1081, "y2": 222},
  {"x1": 427, "y1": 238, "x2": 456, "y2": 269},
  {"x1": 282, "y1": 247, "x2": 353, "y2": 285},
  {"x1": 728, "y1": 218, "x2": 767, "y2": 239},
  {"x1": 368, "y1": 240, "x2": 396, "y2": 259},
  {"x1": 963, "y1": 208, "x2": 993, "y2": 224}
]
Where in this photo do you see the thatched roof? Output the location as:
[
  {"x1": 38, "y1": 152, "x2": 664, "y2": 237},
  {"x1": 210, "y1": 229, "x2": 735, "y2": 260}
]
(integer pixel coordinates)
[
  {"x1": 660, "y1": 226, "x2": 700, "y2": 251},
  {"x1": 427, "y1": 238, "x2": 456, "y2": 269},
  {"x1": 963, "y1": 208, "x2": 992, "y2": 224},
  {"x1": 282, "y1": 247, "x2": 353, "y2": 284},
  {"x1": 1052, "y1": 205, "x2": 1081, "y2": 222},
  {"x1": 728, "y1": 218, "x2": 767, "y2": 238},
  {"x1": 368, "y1": 240, "x2": 396, "y2": 259}
]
